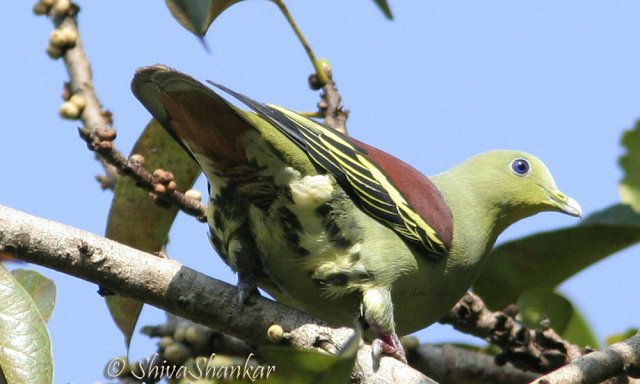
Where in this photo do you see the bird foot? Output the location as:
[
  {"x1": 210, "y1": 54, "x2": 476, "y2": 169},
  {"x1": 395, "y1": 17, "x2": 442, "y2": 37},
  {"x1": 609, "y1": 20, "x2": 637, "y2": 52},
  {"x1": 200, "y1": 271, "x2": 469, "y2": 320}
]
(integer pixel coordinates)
[
  {"x1": 371, "y1": 332, "x2": 407, "y2": 370},
  {"x1": 236, "y1": 274, "x2": 260, "y2": 310}
]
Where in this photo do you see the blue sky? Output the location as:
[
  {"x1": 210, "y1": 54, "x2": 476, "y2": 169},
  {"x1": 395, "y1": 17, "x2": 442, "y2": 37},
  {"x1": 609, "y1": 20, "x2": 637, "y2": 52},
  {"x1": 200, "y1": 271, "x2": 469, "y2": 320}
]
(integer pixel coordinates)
[{"x1": 1, "y1": 1, "x2": 639, "y2": 382}]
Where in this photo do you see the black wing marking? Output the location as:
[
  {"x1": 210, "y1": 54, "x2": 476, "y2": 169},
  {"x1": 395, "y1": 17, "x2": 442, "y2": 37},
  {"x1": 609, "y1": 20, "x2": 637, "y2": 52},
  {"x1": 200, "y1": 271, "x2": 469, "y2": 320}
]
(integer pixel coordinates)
[{"x1": 209, "y1": 81, "x2": 447, "y2": 256}]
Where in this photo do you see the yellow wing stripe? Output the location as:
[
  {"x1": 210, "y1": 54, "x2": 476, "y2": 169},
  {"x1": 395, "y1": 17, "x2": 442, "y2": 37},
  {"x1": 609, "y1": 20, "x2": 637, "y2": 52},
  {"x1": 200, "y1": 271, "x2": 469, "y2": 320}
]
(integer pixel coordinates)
[
  {"x1": 299, "y1": 130, "x2": 398, "y2": 211},
  {"x1": 348, "y1": 184, "x2": 398, "y2": 215},
  {"x1": 302, "y1": 137, "x2": 396, "y2": 212},
  {"x1": 363, "y1": 156, "x2": 444, "y2": 246},
  {"x1": 301, "y1": 131, "x2": 374, "y2": 183},
  {"x1": 305, "y1": 141, "x2": 399, "y2": 215},
  {"x1": 269, "y1": 105, "x2": 446, "y2": 254},
  {"x1": 302, "y1": 133, "x2": 390, "y2": 196}
]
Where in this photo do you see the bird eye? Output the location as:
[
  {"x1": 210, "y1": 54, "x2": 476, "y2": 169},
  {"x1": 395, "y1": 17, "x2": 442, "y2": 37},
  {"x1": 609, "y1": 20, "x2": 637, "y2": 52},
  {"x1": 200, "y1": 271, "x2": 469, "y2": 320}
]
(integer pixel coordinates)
[{"x1": 511, "y1": 159, "x2": 530, "y2": 175}]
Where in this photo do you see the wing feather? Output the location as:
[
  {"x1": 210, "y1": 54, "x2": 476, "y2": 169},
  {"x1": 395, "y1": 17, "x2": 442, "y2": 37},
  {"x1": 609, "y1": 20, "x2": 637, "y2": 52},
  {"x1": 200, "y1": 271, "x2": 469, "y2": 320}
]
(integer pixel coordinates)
[{"x1": 210, "y1": 82, "x2": 448, "y2": 256}]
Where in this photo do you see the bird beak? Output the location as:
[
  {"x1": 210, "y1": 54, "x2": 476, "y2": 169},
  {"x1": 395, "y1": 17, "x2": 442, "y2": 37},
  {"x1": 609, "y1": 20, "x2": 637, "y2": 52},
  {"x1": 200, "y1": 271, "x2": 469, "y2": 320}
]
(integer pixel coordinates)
[{"x1": 545, "y1": 189, "x2": 582, "y2": 218}]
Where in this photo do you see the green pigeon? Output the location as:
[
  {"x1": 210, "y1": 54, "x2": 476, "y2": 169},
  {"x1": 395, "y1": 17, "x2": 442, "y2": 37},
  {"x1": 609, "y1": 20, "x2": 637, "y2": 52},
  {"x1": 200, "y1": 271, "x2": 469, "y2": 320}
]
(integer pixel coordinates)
[{"x1": 131, "y1": 65, "x2": 581, "y2": 363}]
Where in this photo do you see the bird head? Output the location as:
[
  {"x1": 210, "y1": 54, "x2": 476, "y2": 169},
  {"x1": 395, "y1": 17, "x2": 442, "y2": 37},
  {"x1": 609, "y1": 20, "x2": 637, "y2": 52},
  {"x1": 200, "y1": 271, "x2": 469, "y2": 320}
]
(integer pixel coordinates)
[
  {"x1": 439, "y1": 150, "x2": 582, "y2": 235},
  {"x1": 466, "y1": 150, "x2": 582, "y2": 223}
]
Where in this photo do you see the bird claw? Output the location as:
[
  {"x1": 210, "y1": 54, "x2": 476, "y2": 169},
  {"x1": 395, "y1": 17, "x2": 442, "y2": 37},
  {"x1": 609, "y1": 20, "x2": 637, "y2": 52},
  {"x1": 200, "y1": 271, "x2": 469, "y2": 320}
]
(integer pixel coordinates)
[
  {"x1": 371, "y1": 333, "x2": 407, "y2": 370},
  {"x1": 236, "y1": 276, "x2": 260, "y2": 310}
]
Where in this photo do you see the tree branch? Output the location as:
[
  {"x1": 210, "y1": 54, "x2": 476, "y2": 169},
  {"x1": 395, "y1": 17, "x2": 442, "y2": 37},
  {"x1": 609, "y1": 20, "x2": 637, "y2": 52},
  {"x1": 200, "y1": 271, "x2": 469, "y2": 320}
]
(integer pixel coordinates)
[
  {"x1": 409, "y1": 343, "x2": 538, "y2": 384},
  {"x1": 441, "y1": 292, "x2": 584, "y2": 373},
  {"x1": 0, "y1": 204, "x2": 432, "y2": 383},
  {"x1": 531, "y1": 333, "x2": 640, "y2": 384},
  {"x1": 438, "y1": 295, "x2": 640, "y2": 383}
]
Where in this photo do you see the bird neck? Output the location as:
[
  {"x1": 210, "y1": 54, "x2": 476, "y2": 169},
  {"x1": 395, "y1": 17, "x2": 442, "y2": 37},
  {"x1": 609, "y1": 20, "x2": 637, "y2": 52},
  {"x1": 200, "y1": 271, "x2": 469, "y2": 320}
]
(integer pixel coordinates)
[{"x1": 430, "y1": 169, "x2": 508, "y2": 268}]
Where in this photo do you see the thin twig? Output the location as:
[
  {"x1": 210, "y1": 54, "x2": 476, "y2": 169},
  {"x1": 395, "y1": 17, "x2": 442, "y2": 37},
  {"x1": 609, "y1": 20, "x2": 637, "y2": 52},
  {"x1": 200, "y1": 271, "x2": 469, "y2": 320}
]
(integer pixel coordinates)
[
  {"x1": 273, "y1": 0, "x2": 329, "y2": 86},
  {"x1": 43, "y1": 4, "x2": 206, "y2": 221},
  {"x1": 91, "y1": 140, "x2": 206, "y2": 221},
  {"x1": 51, "y1": 6, "x2": 118, "y2": 188},
  {"x1": 317, "y1": 61, "x2": 349, "y2": 135},
  {"x1": 270, "y1": 0, "x2": 348, "y2": 134},
  {"x1": 440, "y1": 292, "x2": 584, "y2": 373}
]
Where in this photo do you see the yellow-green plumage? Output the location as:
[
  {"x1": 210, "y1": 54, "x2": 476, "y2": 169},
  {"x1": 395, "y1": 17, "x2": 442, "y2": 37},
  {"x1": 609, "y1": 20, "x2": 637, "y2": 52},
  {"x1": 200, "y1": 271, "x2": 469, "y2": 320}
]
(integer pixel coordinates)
[
  {"x1": 131, "y1": 65, "x2": 581, "y2": 362},
  {"x1": 247, "y1": 150, "x2": 580, "y2": 335}
]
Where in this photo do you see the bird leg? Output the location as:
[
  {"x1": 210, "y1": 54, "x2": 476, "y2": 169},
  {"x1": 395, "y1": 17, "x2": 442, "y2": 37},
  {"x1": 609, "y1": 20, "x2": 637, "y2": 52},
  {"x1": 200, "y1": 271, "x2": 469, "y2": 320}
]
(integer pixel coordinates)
[
  {"x1": 236, "y1": 268, "x2": 259, "y2": 309},
  {"x1": 229, "y1": 225, "x2": 263, "y2": 309},
  {"x1": 362, "y1": 288, "x2": 407, "y2": 369}
]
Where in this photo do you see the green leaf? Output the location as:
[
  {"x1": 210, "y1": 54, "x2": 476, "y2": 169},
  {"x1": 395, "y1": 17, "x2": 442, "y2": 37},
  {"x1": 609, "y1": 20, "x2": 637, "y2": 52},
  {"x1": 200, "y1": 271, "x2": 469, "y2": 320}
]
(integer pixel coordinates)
[
  {"x1": 0, "y1": 264, "x2": 53, "y2": 384},
  {"x1": 475, "y1": 204, "x2": 640, "y2": 309},
  {"x1": 105, "y1": 119, "x2": 201, "y2": 349},
  {"x1": 372, "y1": 0, "x2": 393, "y2": 19},
  {"x1": 258, "y1": 333, "x2": 358, "y2": 384},
  {"x1": 619, "y1": 120, "x2": 640, "y2": 212},
  {"x1": 165, "y1": 0, "x2": 242, "y2": 37},
  {"x1": 605, "y1": 328, "x2": 638, "y2": 345},
  {"x1": 517, "y1": 289, "x2": 598, "y2": 348},
  {"x1": 517, "y1": 289, "x2": 572, "y2": 333},
  {"x1": 10, "y1": 269, "x2": 56, "y2": 322},
  {"x1": 561, "y1": 304, "x2": 599, "y2": 348}
]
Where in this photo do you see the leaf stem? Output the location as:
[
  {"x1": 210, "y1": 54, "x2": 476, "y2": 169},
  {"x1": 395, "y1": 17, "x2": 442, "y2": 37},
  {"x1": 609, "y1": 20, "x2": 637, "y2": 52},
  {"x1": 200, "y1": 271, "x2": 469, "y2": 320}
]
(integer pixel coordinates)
[{"x1": 272, "y1": 0, "x2": 329, "y2": 85}]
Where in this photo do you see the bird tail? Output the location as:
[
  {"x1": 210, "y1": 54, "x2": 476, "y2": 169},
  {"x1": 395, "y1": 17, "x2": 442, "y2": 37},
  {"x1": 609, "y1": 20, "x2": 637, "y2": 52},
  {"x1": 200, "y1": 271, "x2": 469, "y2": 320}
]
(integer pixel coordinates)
[{"x1": 131, "y1": 65, "x2": 262, "y2": 174}]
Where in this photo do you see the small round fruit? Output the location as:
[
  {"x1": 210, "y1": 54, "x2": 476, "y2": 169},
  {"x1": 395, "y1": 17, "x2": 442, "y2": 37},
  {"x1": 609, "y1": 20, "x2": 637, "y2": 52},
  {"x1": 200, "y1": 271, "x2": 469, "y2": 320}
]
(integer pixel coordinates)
[
  {"x1": 46, "y1": 44, "x2": 63, "y2": 59},
  {"x1": 33, "y1": 2, "x2": 50, "y2": 15},
  {"x1": 158, "y1": 336, "x2": 173, "y2": 349},
  {"x1": 128, "y1": 154, "x2": 145, "y2": 166},
  {"x1": 53, "y1": 0, "x2": 70, "y2": 15},
  {"x1": 60, "y1": 27, "x2": 78, "y2": 46},
  {"x1": 49, "y1": 29, "x2": 67, "y2": 47},
  {"x1": 154, "y1": 184, "x2": 167, "y2": 195},
  {"x1": 69, "y1": 93, "x2": 86, "y2": 110},
  {"x1": 59, "y1": 101, "x2": 80, "y2": 119},
  {"x1": 267, "y1": 324, "x2": 284, "y2": 343},
  {"x1": 163, "y1": 343, "x2": 189, "y2": 364},
  {"x1": 184, "y1": 189, "x2": 202, "y2": 202},
  {"x1": 173, "y1": 327, "x2": 186, "y2": 342},
  {"x1": 184, "y1": 326, "x2": 207, "y2": 345}
]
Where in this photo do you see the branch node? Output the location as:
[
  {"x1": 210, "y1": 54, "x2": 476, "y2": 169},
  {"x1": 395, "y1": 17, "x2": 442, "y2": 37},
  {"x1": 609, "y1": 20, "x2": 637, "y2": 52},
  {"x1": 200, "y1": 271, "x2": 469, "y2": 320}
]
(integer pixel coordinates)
[
  {"x1": 494, "y1": 353, "x2": 508, "y2": 367},
  {"x1": 502, "y1": 303, "x2": 519, "y2": 317},
  {"x1": 77, "y1": 240, "x2": 94, "y2": 257},
  {"x1": 93, "y1": 127, "x2": 117, "y2": 142},
  {"x1": 312, "y1": 333, "x2": 340, "y2": 355},
  {"x1": 102, "y1": 110, "x2": 113, "y2": 126},
  {"x1": 625, "y1": 363, "x2": 640, "y2": 379}
]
